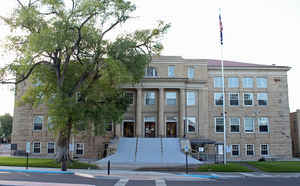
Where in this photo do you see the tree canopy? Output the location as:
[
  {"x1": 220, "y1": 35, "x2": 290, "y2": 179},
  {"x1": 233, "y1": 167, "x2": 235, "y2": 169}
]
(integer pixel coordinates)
[
  {"x1": 0, "y1": 0, "x2": 169, "y2": 170},
  {"x1": 0, "y1": 113, "x2": 13, "y2": 141}
]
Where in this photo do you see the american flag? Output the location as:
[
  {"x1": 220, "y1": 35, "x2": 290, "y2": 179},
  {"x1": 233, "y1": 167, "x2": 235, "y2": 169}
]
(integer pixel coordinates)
[{"x1": 219, "y1": 13, "x2": 223, "y2": 45}]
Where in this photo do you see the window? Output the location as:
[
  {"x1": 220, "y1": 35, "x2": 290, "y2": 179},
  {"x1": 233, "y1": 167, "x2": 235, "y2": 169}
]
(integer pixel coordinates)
[
  {"x1": 126, "y1": 92, "x2": 134, "y2": 104},
  {"x1": 33, "y1": 116, "x2": 43, "y2": 130},
  {"x1": 261, "y1": 144, "x2": 269, "y2": 156},
  {"x1": 33, "y1": 142, "x2": 41, "y2": 153},
  {"x1": 105, "y1": 122, "x2": 113, "y2": 132},
  {"x1": 188, "y1": 67, "x2": 194, "y2": 79},
  {"x1": 145, "y1": 92, "x2": 155, "y2": 105},
  {"x1": 75, "y1": 143, "x2": 84, "y2": 155},
  {"x1": 228, "y1": 77, "x2": 239, "y2": 88},
  {"x1": 244, "y1": 117, "x2": 255, "y2": 133},
  {"x1": 258, "y1": 117, "x2": 269, "y2": 133},
  {"x1": 231, "y1": 144, "x2": 240, "y2": 156},
  {"x1": 214, "y1": 93, "x2": 224, "y2": 106},
  {"x1": 243, "y1": 78, "x2": 253, "y2": 88},
  {"x1": 166, "y1": 92, "x2": 177, "y2": 105},
  {"x1": 145, "y1": 67, "x2": 157, "y2": 77},
  {"x1": 214, "y1": 77, "x2": 223, "y2": 88},
  {"x1": 257, "y1": 93, "x2": 268, "y2": 106},
  {"x1": 168, "y1": 66, "x2": 175, "y2": 77},
  {"x1": 47, "y1": 117, "x2": 53, "y2": 130},
  {"x1": 230, "y1": 117, "x2": 240, "y2": 133},
  {"x1": 256, "y1": 78, "x2": 267, "y2": 88},
  {"x1": 184, "y1": 117, "x2": 196, "y2": 133},
  {"x1": 246, "y1": 144, "x2": 254, "y2": 156},
  {"x1": 48, "y1": 142, "x2": 55, "y2": 154},
  {"x1": 244, "y1": 93, "x2": 253, "y2": 106},
  {"x1": 187, "y1": 91, "x2": 195, "y2": 105},
  {"x1": 229, "y1": 93, "x2": 239, "y2": 106},
  {"x1": 215, "y1": 117, "x2": 224, "y2": 133}
]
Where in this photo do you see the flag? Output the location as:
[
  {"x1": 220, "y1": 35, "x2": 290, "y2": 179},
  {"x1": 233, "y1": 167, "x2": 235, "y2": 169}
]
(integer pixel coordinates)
[{"x1": 219, "y1": 12, "x2": 223, "y2": 45}]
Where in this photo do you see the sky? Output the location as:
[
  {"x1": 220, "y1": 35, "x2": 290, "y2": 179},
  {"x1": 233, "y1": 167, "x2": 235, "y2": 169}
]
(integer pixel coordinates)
[{"x1": 0, "y1": 0, "x2": 300, "y2": 115}]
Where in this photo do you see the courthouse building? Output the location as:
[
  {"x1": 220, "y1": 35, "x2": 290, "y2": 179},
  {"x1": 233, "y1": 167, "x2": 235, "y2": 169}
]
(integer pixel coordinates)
[{"x1": 12, "y1": 56, "x2": 293, "y2": 161}]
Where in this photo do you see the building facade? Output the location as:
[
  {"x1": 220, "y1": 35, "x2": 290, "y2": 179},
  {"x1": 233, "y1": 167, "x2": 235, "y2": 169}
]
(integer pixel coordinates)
[
  {"x1": 290, "y1": 110, "x2": 300, "y2": 157},
  {"x1": 12, "y1": 56, "x2": 293, "y2": 161}
]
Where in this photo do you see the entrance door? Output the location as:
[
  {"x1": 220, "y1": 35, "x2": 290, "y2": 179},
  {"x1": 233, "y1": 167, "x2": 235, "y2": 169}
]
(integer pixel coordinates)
[
  {"x1": 144, "y1": 122, "x2": 155, "y2": 137},
  {"x1": 166, "y1": 122, "x2": 177, "y2": 137},
  {"x1": 123, "y1": 121, "x2": 135, "y2": 137}
]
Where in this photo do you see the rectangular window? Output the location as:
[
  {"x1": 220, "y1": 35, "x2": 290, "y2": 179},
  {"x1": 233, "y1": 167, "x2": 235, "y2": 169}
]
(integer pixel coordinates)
[
  {"x1": 48, "y1": 142, "x2": 55, "y2": 154},
  {"x1": 166, "y1": 92, "x2": 177, "y2": 105},
  {"x1": 244, "y1": 93, "x2": 253, "y2": 106},
  {"x1": 256, "y1": 78, "x2": 267, "y2": 88},
  {"x1": 243, "y1": 78, "x2": 253, "y2": 88},
  {"x1": 33, "y1": 116, "x2": 43, "y2": 130},
  {"x1": 168, "y1": 66, "x2": 175, "y2": 77},
  {"x1": 105, "y1": 122, "x2": 113, "y2": 132},
  {"x1": 231, "y1": 144, "x2": 240, "y2": 156},
  {"x1": 33, "y1": 142, "x2": 41, "y2": 153},
  {"x1": 244, "y1": 117, "x2": 255, "y2": 133},
  {"x1": 215, "y1": 117, "x2": 224, "y2": 133},
  {"x1": 188, "y1": 67, "x2": 194, "y2": 79},
  {"x1": 214, "y1": 93, "x2": 224, "y2": 106},
  {"x1": 258, "y1": 117, "x2": 269, "y2": 133},
  {"x1": 261, "y1": 144, "x2": 269, "y2": 156},
  {"x1": 257, "y1": 93, "x2": 268, "y2": 106},
  {"x1": 184, "y1": 117, "x2": 196, "y2": 133},
  {"x1": 246, "y1": 144, "x2": 254, "y2": 156},
  {"x1": 214, "y1": 77, "x2": 223, "y2": 88},
  {"x1": 145, "y1": 92, "x2": 155, "y2": 105},
  {"x1": 230, "y1": 117, "x2": 240, "y2": 133},
  {"x1": 228, "y1": 77, "x2": 239, "y2": 88},
  {"x1": 75, "y1": 143, "x2": 84, "y2": 155},
  {"x1": 229, "y1": 93, "x2": 239, "y2": 106},
  {"x1": 125, "y1": 92, "x2": 134, "y2": 105},
  {"x1": 187, "y1": 91, "x2": 195, "y2": 106},
  {"x1": 145, "y1": 67, "x2": 157, "y2": 77}
]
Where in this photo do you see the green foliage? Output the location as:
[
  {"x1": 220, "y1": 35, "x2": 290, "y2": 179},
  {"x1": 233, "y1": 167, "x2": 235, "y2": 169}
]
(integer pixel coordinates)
[
  {"x1": 0, "y1": 113, "x2": 13, "y2": 138},
  {"x1": 247, "y1": 161, "x2": 300, "y2": 172}
]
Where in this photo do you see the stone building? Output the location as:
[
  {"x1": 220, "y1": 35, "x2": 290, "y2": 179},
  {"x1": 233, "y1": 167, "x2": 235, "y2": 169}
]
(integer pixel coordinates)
[
  {"x1": 290, "y1": 110, "x2": 300, "y2": 157},
  {"x1": 12, "y1": 56, "x2": 293, "y2": 161}
]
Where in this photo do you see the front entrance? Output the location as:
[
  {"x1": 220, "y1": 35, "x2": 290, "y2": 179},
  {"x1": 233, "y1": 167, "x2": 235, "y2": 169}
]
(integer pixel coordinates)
[
  {"x1": 123, "y1": 121, "x2": 135, "y2": 137},
  {"x1": 166, "y1": 122, "x2": 177, "y2": 137},
  {"x1": 144, "y1": 122, "x2": 155, "y2": 137}
]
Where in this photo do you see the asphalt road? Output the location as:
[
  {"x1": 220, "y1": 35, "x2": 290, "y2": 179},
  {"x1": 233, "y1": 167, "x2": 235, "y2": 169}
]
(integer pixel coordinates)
[{"x1": 0, "y1": 172, "x2": 300, "y2": 186}]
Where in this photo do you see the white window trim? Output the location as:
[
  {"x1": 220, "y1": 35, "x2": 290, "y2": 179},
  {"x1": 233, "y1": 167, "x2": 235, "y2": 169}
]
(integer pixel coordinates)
[
  {"x1": 187, "y1": 66, "x2": 194, "y2": 79},
  {"x1": 186, "y1": 91, "x2": 196, "y2": 106},
  {"x1": 260, "y1": 144, "x2": 269, "y2": 156},
  {"x1": 215, "y1": 117, "x2": 224, "y2": 133},
  {"x1": 214, "y1": 77, "x2": 223, "y2": 88},
  {"x1": 228, "y1": 77, "x2": 239, "y2": 88},
  {"x1": 243, "y1": 93, "x2": 254, "y2": 106},
  {"x1": 244, "y1": 117, "x2": 255, "y2": 133},
  {"x1": 32, "y1": 142, "x2": 41, "y2": 154},
  {"x1": 258, "y1": 117, "x2": 269, "y2": 133},
  {"x1": 165, "y1": 92, "x2": 177, "y2": 106},
  {"x1": 47, "y1": 142, "x2": 56, "y2": 154},
  {"x1": 245, "y1": 144, "x2": 255, "y2": 156},
  {"x1": 230, "y1": 117, "x2": 240, "y2": 133},
  {"x1": 126, "y1": 92, "x2": 134, "y2": 105},
  {"x1": 214, "y1": 93, "x2": 224, "y2": 106},
  {"x1": 145, "y1": 66, "x2": 158, "y2": 77},
  {"x1": 168, "y1": 65, "x2": 175, "y2": 77},
  {"x1": 256, "y1": 78, "x2": 267, "y2": 88},
  {"x1": 229, "y1": 92, "x2": 240, "y2": 106},
  {"x1": 243, "y1": 77, "x2": 253, "y2": 88},
  {"x1": 75, "y1": 143, "x2": 84, "y2": 156},
  {"x1": 257, "y1": 93, "x2": 268, "y2": 106},
  {"x1": 184, "y1": 117, "x2": 197, "y2": 133},
  {"x1": 231, "y1": 144, "x2": 240, "y2": 157},
  {"x1": 33, "y1": 116, "x2": 44, "y2": 131},
  {"x1": 144, "y1": 91, "x2": 155, "y2": 105}
]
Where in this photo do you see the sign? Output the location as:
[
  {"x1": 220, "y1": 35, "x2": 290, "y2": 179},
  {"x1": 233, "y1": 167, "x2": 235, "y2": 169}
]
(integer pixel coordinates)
[
  {"x1": 184, "y1": 145, "x2": 189, "y2": 153},
  {"x1": 198, "y1": 147, "x2": 204, "y2": 152},
  {"x1": 26, "y1": 142, "x2": 30, "y2": 153}
]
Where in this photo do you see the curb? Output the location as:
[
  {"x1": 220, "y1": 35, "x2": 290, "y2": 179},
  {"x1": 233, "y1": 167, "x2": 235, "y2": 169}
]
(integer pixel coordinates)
[
  {"x1": 0, "y1": 168, "x2": 74, "y2": 174},
  {"x1": 181, "y1": 174, "x2": 219, "y2": 179}
]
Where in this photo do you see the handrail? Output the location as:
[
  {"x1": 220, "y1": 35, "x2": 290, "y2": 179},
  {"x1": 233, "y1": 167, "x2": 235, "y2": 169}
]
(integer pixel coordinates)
[{"x1": 134, "y1": 137, "x2": 138, "y2": 162}]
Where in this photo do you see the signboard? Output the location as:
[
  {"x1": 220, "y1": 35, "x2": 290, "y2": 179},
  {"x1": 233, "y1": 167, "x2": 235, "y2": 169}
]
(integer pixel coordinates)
[
  {"x1": 198, "y1": 147, "x2": 204, "y2": 152},
  {"x1": 26, "y1": 142, "x2": 30, "y2": 153},
  {"x1": 184, "y1": 145, "x2": 189, "y2": 153}
]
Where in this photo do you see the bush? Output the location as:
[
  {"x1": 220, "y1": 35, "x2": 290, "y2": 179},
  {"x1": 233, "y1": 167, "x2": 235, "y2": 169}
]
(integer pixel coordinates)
[{"x1": 258, "y1": 157, "x2": 266, "y2": 162}]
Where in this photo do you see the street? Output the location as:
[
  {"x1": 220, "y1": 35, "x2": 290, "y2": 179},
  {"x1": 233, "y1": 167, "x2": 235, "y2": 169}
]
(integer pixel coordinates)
[{"x1": 0, "y1": 171, "x2": 300, "y2": 186}]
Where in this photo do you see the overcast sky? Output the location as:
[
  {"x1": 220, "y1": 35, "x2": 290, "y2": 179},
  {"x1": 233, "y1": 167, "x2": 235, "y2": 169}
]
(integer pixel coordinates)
[{"x1": 0, "y1": 0, "x2": 299, "y2": 115}]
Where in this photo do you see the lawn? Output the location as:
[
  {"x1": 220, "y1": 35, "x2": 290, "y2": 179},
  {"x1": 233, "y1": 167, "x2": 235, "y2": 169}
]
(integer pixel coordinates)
[
  {"x1": 0, "y1": 157, "x2": 98, "y2": 169},
  {"x1": 196, "y1": 163, "x2": 253, "y2": 172},
  {"x1": 247, "y1": 161, "x2": 300, "y2": 172}
]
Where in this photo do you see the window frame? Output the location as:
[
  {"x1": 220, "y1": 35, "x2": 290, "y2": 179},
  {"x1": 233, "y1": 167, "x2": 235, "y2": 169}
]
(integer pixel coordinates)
[
  {"x1": 75, "y1": 143, "x2": 84, "y2": 155},
  {"x1": 47, "y1": 116, "x2": 53, "y2": 130},
  {"x1": 32, "y1": 142, "x2": 41, "y2": 154},
  {"x1": 244, "y1": 117, "x2": 255, "y2": 133},
  {"x1": 257, "y1": 93, "x2": 268, "y2": 106},
  {"x1": 144, "y1": 91, "x2": 156, "y2": 105},
  {"x1": 228, "y1": 77, "x2": 239, "y2": 88},
  {"x1": 125, "y1": 92, "x2": 134, "y2": 105},
  {"x1": 47, "y1": 142, "x2": 56, "y2": 154},
  {"x1": 258, "y1": 117, "x2": 269, "y2": 133},
  {"x1": 145, "y1": 66, "x2": 158, "y2": 77},
  {"x1": 214, "y1": 77, "x2": 223, "y2": 88},
  {"x1": 215, "y1": 117, "x2": 224, "y2": 133},
  {"x1": 243, "y1": 93, "x2": 253, "y2": 106},
  {"x1": 165, "y1": 92, "x2": 177, "y2": 106},
  {"x1": 245, "y1": 144, "x2": 255, "y2": 156},
  {"x1": 184, "y1": 117, "x2": 196, "y2": 133},
  {"x1": 231, "y1": 144, "x2": 240, "y2": 157},
  {"x1": 186, "y1": 91, "x2": 196, "y2": 106},
  {"x1": 168, "y1": 65, "x2": 175, "y2": 77},
  {"x1": 230, "y1": 117, "x2": 240, "y2": 133},
  {"x1": 187, "y1": 66, "x2": 194, "y2": 79},
  {"x1": 256, "y1": 78, "x2": 267, "y2": 88},
  {"x1": 214, "y1": 93, "x2": 224, "y2": 106},
  {"x1": 105, "y1": 122, "x2": 113, "y2": 132},
  {"x1": 229, "y1": 92, "x2": 239, "y2": 106},
  {"x1": 243, "y1": 77, "x2": 253, "y2": 88},
  {"x1": 33, "y1": 116, "x2": 44, "y2": 131},
  {"x1": 260, "y1": 144, "x2": 269, "y2": 156}
]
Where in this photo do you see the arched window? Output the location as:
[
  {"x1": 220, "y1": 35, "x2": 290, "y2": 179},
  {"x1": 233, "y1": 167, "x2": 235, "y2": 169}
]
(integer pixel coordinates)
[
  {"x1": 33, "y1": 116, "x2": 43, "y2": 130},
  {"x1": 145, "y1": 67, "x2": 158, "y2": 77}
]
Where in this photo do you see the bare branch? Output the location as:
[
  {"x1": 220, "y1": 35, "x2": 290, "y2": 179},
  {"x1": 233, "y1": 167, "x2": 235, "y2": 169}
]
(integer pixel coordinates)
[
  {"x1": 101, "y1": 19, "x2": 121, "y2": 39},
  {"x1": 16, "y1": 0, "x2": 25, "y2": 8}
]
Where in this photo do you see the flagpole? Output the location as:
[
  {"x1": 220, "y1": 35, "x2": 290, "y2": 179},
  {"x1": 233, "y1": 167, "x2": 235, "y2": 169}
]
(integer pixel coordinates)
[{"x1": 219, "y1": 8, "x2": 227, "y2": 165}]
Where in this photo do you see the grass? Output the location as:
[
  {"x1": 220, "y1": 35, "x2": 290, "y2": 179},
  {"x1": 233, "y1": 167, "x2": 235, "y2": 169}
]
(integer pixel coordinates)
[
  {"x1": 247, "y1": 161, "x2": 300, "y2": 172},
  {"x1": 0, "y1": 157, "x2": 98, "y2": 169},
  {"x1": 196, "y1": 163, "x2": 253, "y2": 172}
]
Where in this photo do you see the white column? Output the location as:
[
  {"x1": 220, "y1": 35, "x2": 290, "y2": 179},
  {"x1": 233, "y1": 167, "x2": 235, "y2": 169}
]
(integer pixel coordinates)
[
  {"x1": 158, "y1": 88, "x2": 164, "y2": 137},
  {"x1": 179, "y1": 89, "x2": 185, "y2": 137},
  {"x1": 136, "y1": 88, "x2": 142, "y2": 137}
]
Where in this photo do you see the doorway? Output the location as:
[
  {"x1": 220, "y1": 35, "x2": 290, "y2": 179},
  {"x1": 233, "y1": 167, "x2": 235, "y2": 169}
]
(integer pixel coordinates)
[
  {"x1": 144, "y1": 122, "x2": 155, "y2": 137},
  {"x1": 123, "y1": 121, "x2": 135, "y2": 137},
  {"x1": 166, "y1": 122, "x2": 177, "y2": 137}
]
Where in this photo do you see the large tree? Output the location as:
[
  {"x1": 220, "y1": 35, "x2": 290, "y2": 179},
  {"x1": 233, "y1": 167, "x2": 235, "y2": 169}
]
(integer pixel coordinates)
[
  {"x1": 0, "y1": 113, "x2": 13, "y2": 143},
  {"x1": 0, "y1": 0, "x2": 169, "y2": 170}
]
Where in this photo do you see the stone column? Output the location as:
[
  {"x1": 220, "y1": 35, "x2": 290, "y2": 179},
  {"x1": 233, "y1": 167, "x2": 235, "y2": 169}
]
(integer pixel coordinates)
[
  {"x1": 136, "y1": 88, "x2": 142, "y2": 137},
  {"x1": 179, "y1": 89, "x2": 186, "y2": 137},
  {"x1": 158, "y1": 88, "x2": 164, "y2": 137}
]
